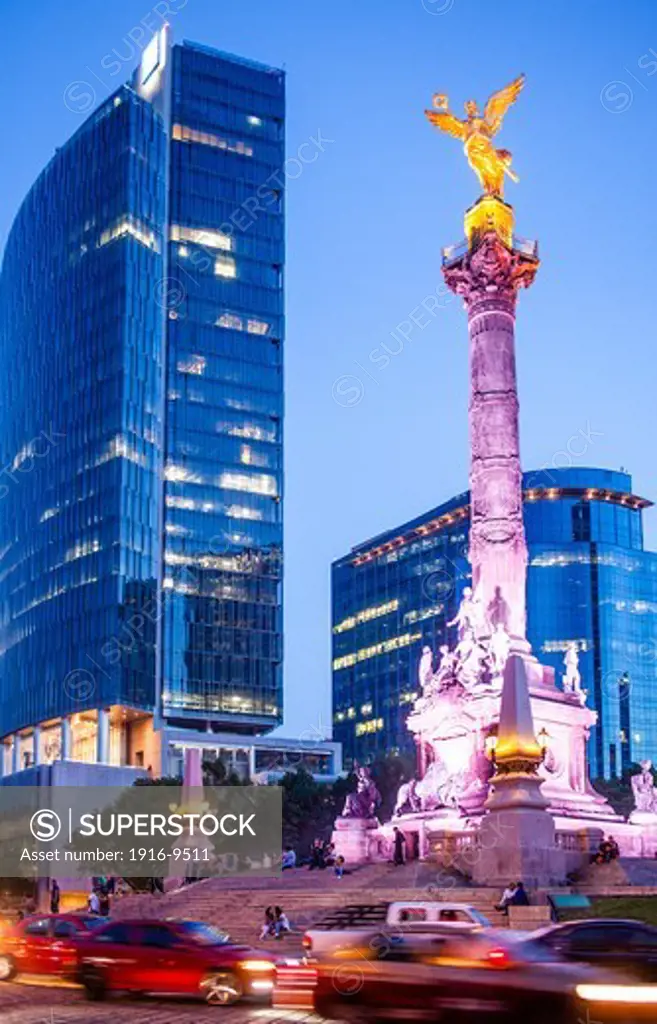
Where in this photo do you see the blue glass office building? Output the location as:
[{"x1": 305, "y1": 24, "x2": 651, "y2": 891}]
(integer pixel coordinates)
[
  {"x1": 332, "y1": 468, "x2": 657, "y2": 779},
  {"x1": 0, "y1": 32, "x2": 284, "y2": 776}
]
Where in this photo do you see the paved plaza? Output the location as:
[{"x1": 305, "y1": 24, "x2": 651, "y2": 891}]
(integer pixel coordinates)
[{"x1": 0, "y1": 981, "x2": 323, "y2": 1024}]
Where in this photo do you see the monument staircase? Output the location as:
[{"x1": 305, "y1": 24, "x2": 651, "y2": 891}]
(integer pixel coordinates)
[{"x1": 109, "y1": 862, "x2": 510, "y2": 946}]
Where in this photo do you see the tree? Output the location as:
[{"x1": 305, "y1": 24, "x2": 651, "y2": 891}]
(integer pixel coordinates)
[
  {"x1": 369, "y1": 753, "x2": 416, "y2": 821},
  {"x1": 591, "y1": 761, "x2": 653, "y2": 819},
  {"x1": 279, "y1": 768, "x2": 350, "y2": 855}
]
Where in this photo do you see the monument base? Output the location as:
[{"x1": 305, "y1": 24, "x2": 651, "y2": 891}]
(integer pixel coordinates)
[
  {"x1": 628, "y1": 812, "x2": 657, "y2": 857},
  {"x1": 473, "y1": 807, "x2": 564, "y2": 888},
  {"x1": 332, "y1": 817, "x2": 383, "y2": 864}
]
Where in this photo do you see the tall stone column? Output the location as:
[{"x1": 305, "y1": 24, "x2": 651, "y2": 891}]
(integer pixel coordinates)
[{"x1": 444, "y1": 202, "x2": 539, "y2": 646}]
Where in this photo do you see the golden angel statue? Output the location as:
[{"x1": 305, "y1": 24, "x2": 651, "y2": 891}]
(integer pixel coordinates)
[{"x1": 425, "y1": 75, "x2": 525, "y2": 198}]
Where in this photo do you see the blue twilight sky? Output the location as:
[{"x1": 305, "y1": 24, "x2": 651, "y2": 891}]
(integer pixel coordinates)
[{"x1": 1, "y1": 0, "x2": 656, "y2": 741}]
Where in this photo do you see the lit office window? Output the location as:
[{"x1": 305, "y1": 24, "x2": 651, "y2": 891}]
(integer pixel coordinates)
[
  {"x1": 216, "y1": 313, "x2": 243, "y2": 330},
  {"x1": 172, "y1": 123, "x2": 254, "y2": 157},
  {"x1": 247, "y1": 319, "x2": 270, "y2": 336},
  {"x1": 98, "y1": 215, "x2": 159, "y2": 252},
  {"x1": 215, "y1": 257, "x2": 237, "y2": 279},
  {"x1": 226, "y1": 505, "x2": 264, "y2": 521},
  {"x1": 220, "y1": 472, "x2": 277, "y2": 497},
  {"x1": 218, "y1": 422, "x2": 276, "y2": 442},
  {"x1": 177, "y1": 355, "x2": 206, "y2": 376},
  {"x1": 171, "y1": 224, "x2": 232, "y2": 252},
  {"x1": 164, "y1": 463, "x2": 203, "y2": 484}
]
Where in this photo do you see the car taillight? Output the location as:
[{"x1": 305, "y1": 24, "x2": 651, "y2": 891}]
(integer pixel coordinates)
[
  {"x1": 302, "y1": 934, "x2": 312, "y2": 951},
  {"x1": 240, "y1": 959, "x2": 275, "y2": 973},
  {"x1": 487, "y1": 948, "x2": 510, "y2": 968}
]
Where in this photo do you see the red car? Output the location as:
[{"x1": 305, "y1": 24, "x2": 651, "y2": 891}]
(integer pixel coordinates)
[
  {"x1": 0, "y1": 913, "x2": 109, "y2": 981},
  {"x1": 77, "y1": 919, "x2": 277, "y2": 1005}
]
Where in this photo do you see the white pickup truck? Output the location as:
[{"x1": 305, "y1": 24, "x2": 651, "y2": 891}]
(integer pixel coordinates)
[{"x1": 302, "y1": 901, "x2": 491, "y2": 956}]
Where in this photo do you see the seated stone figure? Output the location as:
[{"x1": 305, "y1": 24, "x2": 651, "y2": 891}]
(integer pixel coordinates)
[
  {"x1": 631, "y1": 760, "x2": 657, "y2": 815},
  {"x1": 342, "y1": 765, "x2": 382, "y2": 820}
]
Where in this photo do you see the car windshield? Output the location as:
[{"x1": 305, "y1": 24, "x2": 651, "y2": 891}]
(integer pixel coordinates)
[
  {"x1": 176, "y1": 922, "x2": 231, "y2": 946},
  {"x1": 78, "y1": 916, "x2": 110, "y2": 930}
]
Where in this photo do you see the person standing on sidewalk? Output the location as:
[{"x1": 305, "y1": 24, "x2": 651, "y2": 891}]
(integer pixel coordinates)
[{"x1": 393, "y1": 827, "x2": 406, "y2": 866}]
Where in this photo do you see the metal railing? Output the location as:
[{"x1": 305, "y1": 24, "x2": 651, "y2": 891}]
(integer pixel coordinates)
[{"x1": 441, "y1": 234, "x2": 539, "y2": 267}]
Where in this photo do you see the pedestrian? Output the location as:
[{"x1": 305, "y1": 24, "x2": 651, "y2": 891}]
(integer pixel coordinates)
[
  {"x1": 88, "y1": 889, "x2": 100, "y2": 915},
  {"x1": 601, "y1": 835, "x2": 618, "y2": 860},
  {"x1": 495, "y1": 882, "x2": 517, "y2": 914},
  {"x1": 308, "y1": 839, "x2": 325, "y2": 871},
  {"x1": 281, "y1": 846, "x2": 297, "y2": 870},
  {"x1": 393, "y1": 826, "x2": 406, "y2": 866},
  {"x1": 259, "y1": 905, "x2": 275, "y2": 940},
  {"x1": 511, "y1": 881, "x2": 529, "y2": 907},
  {"x1": 274, "y1": 906, "x2": 291, "y2": 938},
  {"x1": 98, "y1": 887, "x2": 110, "y2": 917},
  {"x1": 50, "y1": 880, "x2": 60, "y2": 915},
  {"x1": 334, "y1": 854, "x2": 345, "y2": 880}
]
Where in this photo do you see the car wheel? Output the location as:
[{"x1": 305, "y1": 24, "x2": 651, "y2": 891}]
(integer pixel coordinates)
[
  {"x1": 201, "y1": 970, "x2": 244, "y2": 1006},
  {"x1": 82, "y1": 968, "x2": 107, "y2": 1001},
  {"x1": 0, "y1": 955, "x2": 16, "y2": 982}
]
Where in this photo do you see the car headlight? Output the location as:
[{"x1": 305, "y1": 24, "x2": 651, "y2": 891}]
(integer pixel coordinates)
[
  {"x1": 576, "y1": 984, "x2": 657, "y2": 1005},
  {"x1": 239, "y1": 959, "x2": 274, "y2": 973}
]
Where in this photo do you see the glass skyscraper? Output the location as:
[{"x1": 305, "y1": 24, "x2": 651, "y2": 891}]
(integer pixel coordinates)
[
  {"x1": 0, "y1": 31, "x2": 284, "y2": 777},
  {"x1": 332, "y1": 468, "x2": 657, "y2": 779}
]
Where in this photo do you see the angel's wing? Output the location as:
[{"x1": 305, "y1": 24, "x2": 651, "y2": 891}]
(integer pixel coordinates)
[
  {"x1": 484, "y1": 74, "x2": 525, "y2": 136},
  {"x1": 424, "y1": 109, "x2": 467, "y2": 141}
]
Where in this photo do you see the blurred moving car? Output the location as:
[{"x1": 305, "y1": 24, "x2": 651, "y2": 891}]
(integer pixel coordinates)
[
  {"x1": 529, "y1": 918, "x2": 657, "y2": 981},
  {"x1": 77, "y1": 919, "x2": 277, "y2": 1005},
  {"x1": 302, "y1": 900, "x2": 491, "y2": 956},
  {"x1": 0, "y1": 913, "x2": 108, "y2": 981},
  {"x1": 312, "y1": 929, "x2": 657, "y2": 1023}
]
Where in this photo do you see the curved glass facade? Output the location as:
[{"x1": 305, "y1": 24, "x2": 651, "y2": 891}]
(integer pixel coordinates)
[
  {"x1": 332, "y1": 468, "x2": 657, "y2": 778},
  {"x1": 0, "y1": 37, "x2": 285, "y2": 774},
  {"x1": 0, "y1": 86, "x2": 166, "y2": 734}
]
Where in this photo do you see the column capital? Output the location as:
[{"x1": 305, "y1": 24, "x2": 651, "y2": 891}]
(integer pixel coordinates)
[{"x1": 443, "y1": 232, "x2": 539, "y2": 314}]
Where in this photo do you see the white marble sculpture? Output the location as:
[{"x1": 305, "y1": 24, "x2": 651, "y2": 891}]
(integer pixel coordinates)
[
  {"x1": 489, "y1": 622, "x2": 511, "y2": 677},
  {"x1": 393, "y1": 777, "x2": 421, "y2": 816},
  {"x1": 562, "y1": 641, "x2": 586, "y2": 704},
  {"x1": 447, "y1": 585, "x2": 489, "y2": 640},
  {"x1": 415, "y1": 758, "x2": 459, "y2": 811},
  {"x1": 631, "y1": 760, "x2": 657, "y2": 815},
  {"x1": 434, "y1": 644, "x2": 458, "y2": 688},
  {"x1": 418, "y1": 645, "x2": 434, "y2": 690},
  {"x1": 454, "y1": 626, "x2": 485, "y2": 691}
]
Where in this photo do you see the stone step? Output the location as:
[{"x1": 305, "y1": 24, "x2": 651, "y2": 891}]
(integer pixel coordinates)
[{"x1": 110, "y1": 870, "x2": 513, "y2": 944}]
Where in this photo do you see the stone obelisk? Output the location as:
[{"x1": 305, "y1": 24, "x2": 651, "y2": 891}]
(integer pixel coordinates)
[
  {"x1": 444, "y1": 198, "x2": 538, "y2": 649},
  {"x1": 474, "y1": 654, "x2": 560, "y2": 887}
]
